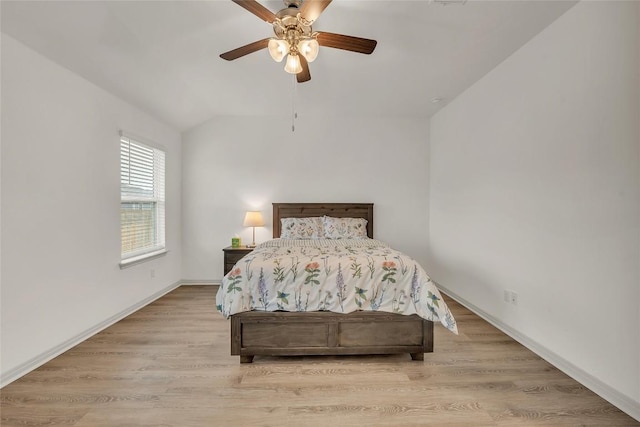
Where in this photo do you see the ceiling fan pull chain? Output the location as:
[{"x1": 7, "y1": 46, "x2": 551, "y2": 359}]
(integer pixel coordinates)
[{"x1": 291, "y1": 73, "x2": 297, "y2": 132}]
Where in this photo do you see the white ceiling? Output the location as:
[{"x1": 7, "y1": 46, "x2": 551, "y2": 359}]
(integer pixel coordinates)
[{"x1": 1, "y1": 0, "x2": 577, "y2": 131}]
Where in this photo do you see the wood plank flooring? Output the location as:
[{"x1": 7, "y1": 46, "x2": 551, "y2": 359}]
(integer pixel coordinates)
[{"x1": 1, "y1": 285, "x2": 638, "y2": 426}]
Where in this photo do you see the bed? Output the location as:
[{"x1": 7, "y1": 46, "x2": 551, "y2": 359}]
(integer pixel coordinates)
[{"x1": 216, "y1": 203, "x2": 457, "y2": 363}]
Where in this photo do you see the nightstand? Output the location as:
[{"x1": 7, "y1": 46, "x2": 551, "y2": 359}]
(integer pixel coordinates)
[{"x1": 222, "y1": 246, "x2": 253, "y2": 275}]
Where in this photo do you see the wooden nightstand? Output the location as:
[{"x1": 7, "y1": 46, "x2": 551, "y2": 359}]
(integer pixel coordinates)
[{"x1": 222, "y1": 246, "x2": 253, "y2": 275}]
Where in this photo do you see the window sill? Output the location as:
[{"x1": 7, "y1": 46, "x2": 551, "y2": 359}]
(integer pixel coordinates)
[{"x1": 119, "y1": 249, "x2": 168, "y2": 269}]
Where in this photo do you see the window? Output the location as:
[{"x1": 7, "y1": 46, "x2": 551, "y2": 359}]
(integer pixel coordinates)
[{"x1": 120, "y1": 133, "x2": 165, "y2": 263}]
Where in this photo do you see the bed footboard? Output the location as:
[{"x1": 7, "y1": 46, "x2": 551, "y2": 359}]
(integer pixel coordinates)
[{"x1": 230, "y1": 311, "x2": 433, "y2": 363}]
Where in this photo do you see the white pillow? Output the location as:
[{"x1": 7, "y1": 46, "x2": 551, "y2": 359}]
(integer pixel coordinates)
[
  {"x1": 280, "y1": 217, "x2": 324, "y2": 239},
  {"x1": 322, "y1": 216, "x2": 368, "y2": 239}
]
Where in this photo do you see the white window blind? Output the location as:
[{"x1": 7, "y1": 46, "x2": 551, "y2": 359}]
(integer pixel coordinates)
[{"x1": 120, "y1": 134, "x2": 165, "y2": 261}]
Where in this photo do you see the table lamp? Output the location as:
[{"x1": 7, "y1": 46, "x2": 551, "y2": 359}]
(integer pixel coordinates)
[{"x1": 243, "y1": 211, "x2": 265, "y2": 248}]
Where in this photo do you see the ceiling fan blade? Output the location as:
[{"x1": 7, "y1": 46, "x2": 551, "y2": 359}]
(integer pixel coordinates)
[
  {"x1": 220, "y1": 38, "x2": 270, "y2": 61},
  {"x1": 297, "y1": 55, "x2": 311, "y2": 83},
  {"x1": 316, "y1": 32, "x2": 377, "y2": 54},
  {"x1": 231, "y1": 0, "x2": 276, "y2": 23},
  {"x1": 299, "y1": 0, "x2": 332, "y2": 24}
]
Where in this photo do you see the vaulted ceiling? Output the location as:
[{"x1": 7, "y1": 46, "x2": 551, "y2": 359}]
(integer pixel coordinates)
[{"x1": 1, "y1": 1, "x2": 577, "y2": 131}]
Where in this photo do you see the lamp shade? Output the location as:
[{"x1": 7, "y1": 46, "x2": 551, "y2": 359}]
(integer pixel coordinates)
[
  {"x1": 284, "y1": 53, "x2": 302, "y2": 74},
  {"x1": 268, "y1": 39, "x2": 288, "y2": 62},
  {"x1": 298, "y1": 38, "x2": 319, "y2": 62},
  {"x1": 243, "y1": 211, "x2": 265, "y2": 227}
]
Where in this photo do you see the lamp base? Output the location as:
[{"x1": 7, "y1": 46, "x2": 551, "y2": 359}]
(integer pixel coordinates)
[{"x1": 246, "y1": 244, "x2": 256, "y2": 248}]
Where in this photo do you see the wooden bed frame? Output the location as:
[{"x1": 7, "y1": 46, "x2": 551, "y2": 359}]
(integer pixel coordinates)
[{"x1": 230, "y1": 203, "x2": 434, "y2": 363}]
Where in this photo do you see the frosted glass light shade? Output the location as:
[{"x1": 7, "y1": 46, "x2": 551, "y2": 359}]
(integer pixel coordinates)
[
  {"x1": 268, "y1": 39, "x2": 288, "y2": 62},
  {"x1": 298, "y1": 38, "x2": 319, "y2": 62},
  {"x1": 284, "y1": 54, "x2": 302, "y2": 74},
  {"x1": 243, "y1": 211, "x2": 265, "y2": 227}
]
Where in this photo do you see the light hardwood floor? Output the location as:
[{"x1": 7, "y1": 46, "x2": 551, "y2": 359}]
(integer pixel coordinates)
[{"x1": 1, "y1": 285, "x2": 638, "y2": 426}]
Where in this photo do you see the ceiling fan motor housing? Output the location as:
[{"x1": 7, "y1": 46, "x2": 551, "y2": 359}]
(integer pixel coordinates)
[{"x1": 273, "y1": 6, "x2": 314, "y2": 54}]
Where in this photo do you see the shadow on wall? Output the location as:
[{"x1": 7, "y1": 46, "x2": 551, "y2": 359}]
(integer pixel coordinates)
[{"x1": 425, "y1": 250, "x2": 517, "y2": 321}]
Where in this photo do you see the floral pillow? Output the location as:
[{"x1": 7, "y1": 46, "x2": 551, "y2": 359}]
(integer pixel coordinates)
[
  {"x1": 322, "y1": 216, "x2": 368, "y2": 239},
  {"x1": 280, "y1": 217, "x2": 324, "y2": 239}
]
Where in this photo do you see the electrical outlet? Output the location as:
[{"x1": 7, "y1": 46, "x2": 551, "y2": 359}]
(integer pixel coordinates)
[
  {"x1": 510, "y1": 291, "x2": 518, "y2": 305},
  {"x1": 503, "y1": 290, "x2": 511, "y2": 303},
  {"x1": 150, "y1": 269, "x2": 155, "y2": 279}
]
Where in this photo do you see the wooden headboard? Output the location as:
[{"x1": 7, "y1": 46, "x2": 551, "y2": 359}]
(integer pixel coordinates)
[{"x1": 273, "y1": 203, "x2": 374, "y2": 239}]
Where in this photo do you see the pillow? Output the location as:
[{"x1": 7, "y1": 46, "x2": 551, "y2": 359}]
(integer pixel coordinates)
[
  {"x1": 322, "y1": 216, "x2": 368, "y2": 239},
  {"x1": 280, "y1": 217, "x2": 324, "y2": 239}
]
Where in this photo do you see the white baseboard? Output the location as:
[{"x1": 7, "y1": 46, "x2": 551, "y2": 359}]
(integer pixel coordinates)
[
  {"x1": 437, "y1": 284, "x2": 640, "y2": 422},
  {"x1": 0, "y1": 280, "x2": 182, "y2": 388},
  {"x1": 180, "y1": 280, "x2": 220, "y2": 286}
]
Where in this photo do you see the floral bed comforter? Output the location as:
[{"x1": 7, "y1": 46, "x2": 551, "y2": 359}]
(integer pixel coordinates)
[{"x1": 216, "y1": 239, "x2": 458, "y2": 333}]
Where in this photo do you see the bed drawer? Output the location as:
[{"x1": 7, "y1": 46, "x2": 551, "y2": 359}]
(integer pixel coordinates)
[
  {"x1": 339, "y1": 320, "x2": 424, "y2": 347},
  {"x1": 242, "y1": 322, "x2": 329, "y2": 348}
]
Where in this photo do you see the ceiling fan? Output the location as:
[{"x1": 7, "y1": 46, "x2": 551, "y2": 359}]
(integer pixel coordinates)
[{"x1": 220, "y1": 0, "x2": 377, "y2": 83}]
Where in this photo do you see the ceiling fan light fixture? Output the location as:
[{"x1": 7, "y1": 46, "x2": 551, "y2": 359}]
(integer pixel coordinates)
[
  {"x1": 221, "y1": 0, "x2": 378, "y2": 83},
  {"x1": 298, "y1": 38, "x2": 319, "y2": 62},
  {"x1": 284, "y1": 53, "x2": 303, "y2": 74},
  {"x1": 268, "y1": 38, "x2": 288, "y2": 62}
]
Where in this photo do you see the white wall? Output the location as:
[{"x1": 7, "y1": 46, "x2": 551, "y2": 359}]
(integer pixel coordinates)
[
  {"x1": 182, "y1": 115, "x2": 429, "y2": 281},
  {"x1": 429, "y1": 1, "x2": 639, "y2": 418},
  {"x1": 0, "y1": 35, "x2": 182, "y2": 384}
]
